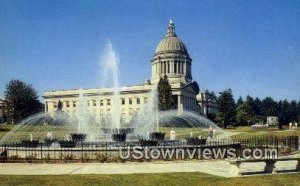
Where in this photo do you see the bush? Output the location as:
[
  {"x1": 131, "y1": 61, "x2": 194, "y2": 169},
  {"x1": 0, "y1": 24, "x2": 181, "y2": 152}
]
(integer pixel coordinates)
[
  {"x1": 149, "y1": 132, "x2": 165, "y2": 141},
  {"x1": 186, "y1": 137, "x2": 207, "y2": 145},
  {"x1": 95, "y1": 153, "x2": 108, "y2": 163}
]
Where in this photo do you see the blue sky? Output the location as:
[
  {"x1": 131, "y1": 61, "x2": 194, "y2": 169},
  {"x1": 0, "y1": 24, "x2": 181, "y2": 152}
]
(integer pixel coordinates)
[{"x1": 1, "y1": 0, "x2": 300, "y2": 102}]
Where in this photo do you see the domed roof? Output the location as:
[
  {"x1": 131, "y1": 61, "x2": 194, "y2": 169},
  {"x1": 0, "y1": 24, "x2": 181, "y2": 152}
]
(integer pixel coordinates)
[{"x1": 155, "y1": 20, "x2": 188, "y2": 54}]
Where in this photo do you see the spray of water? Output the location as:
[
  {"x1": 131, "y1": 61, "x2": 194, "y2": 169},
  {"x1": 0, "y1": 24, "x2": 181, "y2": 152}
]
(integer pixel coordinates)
[
  {"x1": 0, "y1": 41, "x2": 232, "y2": 144},
  {"x1": 100, "y1": 41, "x2": 121, "y2": 132}
]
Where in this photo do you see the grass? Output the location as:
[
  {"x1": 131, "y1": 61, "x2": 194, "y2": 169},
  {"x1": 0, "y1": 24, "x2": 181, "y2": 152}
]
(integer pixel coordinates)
[
  {"x1": 1, "y1": 124, "x2": 300, "y2": 142},
  {"x1": 1, "y1": 124, "x2": 300, "y2": 186},
  {"x1": 226, "y1": 126, "x2": 300, "y2": 138},
  {"x1": 0, "y1": 172, "x2": 300, "y2": 186}
]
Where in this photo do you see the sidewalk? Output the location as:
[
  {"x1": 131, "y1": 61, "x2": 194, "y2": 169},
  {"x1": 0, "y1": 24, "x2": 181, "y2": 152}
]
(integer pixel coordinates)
[{"x1": 0, "y1": 160, "x2": 298, "y2": 177}]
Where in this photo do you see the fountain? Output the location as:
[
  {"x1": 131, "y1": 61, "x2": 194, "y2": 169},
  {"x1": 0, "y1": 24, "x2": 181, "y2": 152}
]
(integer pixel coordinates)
[
  {"x1": 100, "y1": 41, "x2": 126, "y2": 142},
  {"x1": 0, "y1": 42, "x2": 230, "y2": 147}
]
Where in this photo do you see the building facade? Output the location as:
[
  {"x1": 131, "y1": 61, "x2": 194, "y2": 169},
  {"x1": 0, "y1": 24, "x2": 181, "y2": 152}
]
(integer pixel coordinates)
[
  {"x1": 0, "y1": 98, "x2": 8, "y2": 123},
  {"x1": 44, "y1": 21, "x2": 218, "y2": 120}
]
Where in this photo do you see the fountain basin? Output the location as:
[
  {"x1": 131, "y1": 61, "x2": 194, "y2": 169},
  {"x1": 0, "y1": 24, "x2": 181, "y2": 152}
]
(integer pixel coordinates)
[
  {"x1": 186, "y1": 137, "x2": 207, "y2": 145},
  {"x1": 102, "y1": 128, "x2": 134, "y2": 134},
  {"x1": 58, "y1": 140, "x2": 76, "y2": 148},
  {"x1": 44, "y1": 138, "x2": 58, "y2": 147},
  {"x1": 71, "y1": 133, "x2": 86, "y2": 142},
  {"x1": 21, "y1": 140, "x2": 39, "y2": 148},
  {"x1": 149, "y1": 132, "x2": 165, "y2": 141},
  {"x1": 112, "y1": 133, "x2": 126, "y2": 142},
  {"x1": 139, "y1": 139, "x2": 158, "y2": 146}
]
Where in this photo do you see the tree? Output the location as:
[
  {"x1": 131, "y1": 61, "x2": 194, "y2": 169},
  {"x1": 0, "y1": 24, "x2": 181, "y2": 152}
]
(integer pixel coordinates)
[
  {"x1": 253, "y1": 97, "x2": 261, "y2": 116},
  {"x1": 5, "y1": 79, "x2": 43, "y2": 123},
  {"x1": 157, "y1": 75, "x2": 173, "y2": 111},
  {"x1": 245, "y1": 95, "x2": 254, "y2": 111},
  {"x1": 236, "y1": 96, "x2": 244, "y2": 108},
  {"x1": 260, "y1": 97, "x2": 277, "y2": 116},
  {"x1": 236, "y1": 102, "x2": 252, "y2": 125},
  {"x1": 297, "y1": 101, "x2": 300, "y2": 122},
  {"x1": 289, "y1": 100, "x2": 298, "y2": 122},
  {"x1": 277, "y1": 100, "x2": 289, "y2": 129},
  {"x1": 216, "y1": 89, "x2": 236, "y2": 128}
]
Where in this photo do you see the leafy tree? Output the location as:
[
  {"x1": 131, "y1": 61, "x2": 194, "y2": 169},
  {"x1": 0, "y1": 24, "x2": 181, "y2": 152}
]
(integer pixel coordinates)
[
  {"x1": 260, "y1": 97, "x2": 277, "y2": 116},
  {"x1": 236, "y1": 96, "x2": 244, "y2": 108},
  {"x1": 289, "y1": 100, "x2": 298, "y2": 122},
  {"x1": 236, "y1": 102, "x2": 252, "y2": 125},
  {"x1": 157, "y1": 75, "x2": 173, "y2": 111},
  {"x1": 216, "y1": 89, "x2": 236, "y2": 128},
  {"x1": 297, "y1": 101, "x2": 300, "y2": 121},
  {"x1": 277, "y1": 100, "x2": 289, "y2": 129},
  {"x1": 245, "y1": 95, "x2": 254, "y2": 111},
  {"x1": 5, "y1": 79, "x2": 43, "y2": 123},
  {"x1": 253, "y1": 97, "x2": 261, "y2": 116}
]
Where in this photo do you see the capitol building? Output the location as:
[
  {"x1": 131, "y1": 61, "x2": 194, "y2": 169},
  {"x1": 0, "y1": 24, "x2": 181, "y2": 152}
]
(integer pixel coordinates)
[{"x1": 44, "y1": 21, "x2": 218, "y2": 120}]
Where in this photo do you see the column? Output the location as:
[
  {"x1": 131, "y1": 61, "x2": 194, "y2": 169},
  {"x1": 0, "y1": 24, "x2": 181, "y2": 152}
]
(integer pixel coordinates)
[
  {"x1": 63, "y1": 101, "x2": 67, "y2": 111},
  {"x1": 45, "y1": 102, "x2": 48, "y2": 113},
  {"x1": 159, "y1": 62, "x2": 161, "y2": 75},
  {"x1": 178, "y1": 95, "x2": 184, "y2": 112}
]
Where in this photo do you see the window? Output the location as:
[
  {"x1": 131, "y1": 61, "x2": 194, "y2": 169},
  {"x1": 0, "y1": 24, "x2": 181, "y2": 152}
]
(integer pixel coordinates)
[
  {"x1": 107, "y1": 99, "x2": 111, "y2": 106},
  {"x1": 93, "y1": 100, "x2": 96, "y2": 106},
  {"x1": 129, "y1": 108, "x2": 133, "y2": 116},
  {"x1": 121, "y1": 98, "x2": 125, "y2": 105},
  {"x1": 100, "y1": 100, "x2": 104, "y2": 106},
  {"x1": 144, "y1": 97, "x2": 148, "y2": 104},
  {"x1": 73, "y1": 101, "x2": 76, "y2": 107},
  {"x1": 54, "y1": 103, "x2": 57, "y2": 108},
  {"x1": 66, "y1": 101, "x2": 70, "y2": 108},
  {"x1": 106, "y1": 109, "x2": 111, "y2": 114},
  {"x1": 137, "y1": 98, "x2": 140, "y2": 104},
  {"x1": 129, "y1": 98, "x2": 132, "y2": 105}
]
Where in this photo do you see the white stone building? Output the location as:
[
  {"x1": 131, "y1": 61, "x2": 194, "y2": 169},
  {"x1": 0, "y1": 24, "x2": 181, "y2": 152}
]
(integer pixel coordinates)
[
  {"x1": 0, "y1": 98, "x2": 8, "y2": 123},
  {"x1": 44, "y1": 21, "x2": 218, "y2": 120}
]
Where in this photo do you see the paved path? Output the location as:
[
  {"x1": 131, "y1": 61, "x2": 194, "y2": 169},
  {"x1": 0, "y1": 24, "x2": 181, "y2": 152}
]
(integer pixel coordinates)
[{"x1": 0, "y1": 160, "x2": 299, "y2": 177}]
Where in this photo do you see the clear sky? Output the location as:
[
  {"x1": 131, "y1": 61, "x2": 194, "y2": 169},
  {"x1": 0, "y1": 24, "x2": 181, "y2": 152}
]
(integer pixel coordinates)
[{"x1": 1, "y1": 0, "x2": 300, "y2": 102}]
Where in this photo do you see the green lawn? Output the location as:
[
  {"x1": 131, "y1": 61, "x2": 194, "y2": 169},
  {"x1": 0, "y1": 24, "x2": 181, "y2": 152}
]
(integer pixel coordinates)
[
  {"x1": 226, "y1": 126, "x2": 300, "y2": 138},
  {"x1": 1, "y1": 124, "x2": 300, "y2": 142},
  {"x1": 0, "y1": 172, "x2": 300, "y2": 186}
]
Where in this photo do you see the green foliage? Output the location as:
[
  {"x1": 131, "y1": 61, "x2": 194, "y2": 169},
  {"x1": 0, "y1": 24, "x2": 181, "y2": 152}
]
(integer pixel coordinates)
[
  {"x1": 236, "y1": 102, "x2": 253, "y2": 125},
  {"x1": 231, "y1": 94, "x2": 300, "y2": 128},
  {"x1": 216, "y1": 89, "x2": 236, "y2": 127},
  {"x1": 236, "y1": 96, "x2": 244, "y2": 108},
  {"x1": 260, "y1": 97, "x2": 277, "y2": 116},
  {"x1": 4, "y1": 79, "x2": 43, "y2": 123},
  {"x1": 157, "y1": 75, "x2": 173, "y2": 111}
]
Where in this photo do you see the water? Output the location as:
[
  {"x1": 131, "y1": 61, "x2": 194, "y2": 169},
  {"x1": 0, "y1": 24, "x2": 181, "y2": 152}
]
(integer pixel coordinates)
[
  {"x1": 0, "y1": 42, "x2": 230, "y2": 144},
  {"x1": 100, "y1": 41, "x2": 121, "y2": 132}
]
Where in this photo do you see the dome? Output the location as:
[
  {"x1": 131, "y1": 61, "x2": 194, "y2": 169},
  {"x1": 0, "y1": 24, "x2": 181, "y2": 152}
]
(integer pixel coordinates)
[
  {"x1": 155, "y1": 37, "x2": 188, "y2": 53},
  {"x1": 155, "y1": 20, "x2": 189, "y2": 55}
]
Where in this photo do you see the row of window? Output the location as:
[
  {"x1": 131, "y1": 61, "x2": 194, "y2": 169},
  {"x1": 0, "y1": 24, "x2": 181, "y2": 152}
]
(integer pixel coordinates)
[
  {"x1": 52, "y1": 97, "x2": 148, "y2": 108},
  {"x1": 59, "y1": 108, "x2": 141, "y2": 116}
]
